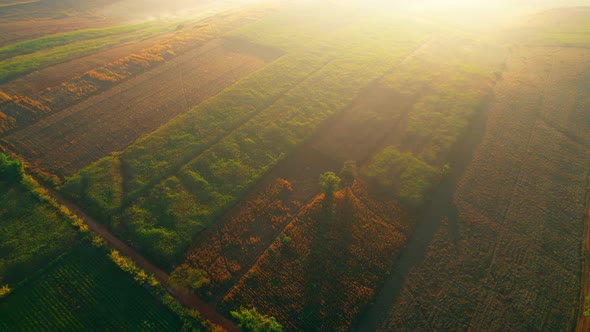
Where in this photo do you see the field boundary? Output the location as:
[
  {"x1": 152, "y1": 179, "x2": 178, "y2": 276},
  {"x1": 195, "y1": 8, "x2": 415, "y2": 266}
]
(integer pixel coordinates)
[
  {"x1": 29, "y1": 173, "x2": 239, "y2": 331},
  {"x1": 119, "y1": 57, "x2": 334, "y2": 208}
]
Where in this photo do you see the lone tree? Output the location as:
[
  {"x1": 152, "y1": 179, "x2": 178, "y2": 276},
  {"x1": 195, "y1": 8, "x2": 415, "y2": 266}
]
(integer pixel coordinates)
[{"x1": 319, "y1": 172, "x2": 341, "y2": 197}]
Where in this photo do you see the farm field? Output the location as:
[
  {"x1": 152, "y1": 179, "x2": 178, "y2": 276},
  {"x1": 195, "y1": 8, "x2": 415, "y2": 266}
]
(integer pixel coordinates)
[
  {"x1": 0, "y1": 153, "x2": 78, "y2": 286},
  {"x1": 0, "y1": 5, "x2": 274, "y2": 136},
  {"x1": 372, "y1": 46, "x2": 590, "y2": 331},
  {"x1": 175, "y1": 33, "x2": 500, "y2": 330},
  {"x1": 221, "y1": 188, "x2": 407, "y2": 331},
  {"x1": 0, "y1": 244, "x2": 182, "y2": 331},
  {"x1": 1, "y1": 38, "x2": 277, "y2": 176},
  {"x1": 2, "y1": 1, "x2": 590, "y2": 331},
  {"x1": 0, "y1": 0, "x2": 121, "y2": 47},
  {"x1": 0, "y1": 153, "x2": 196, "y2": 331},
  {"x1": 0, "y1": 4, "x2": 274, "y2": 97},
  {"x1": 59, "y1": 2, "x2": 436, "y2": 270}
]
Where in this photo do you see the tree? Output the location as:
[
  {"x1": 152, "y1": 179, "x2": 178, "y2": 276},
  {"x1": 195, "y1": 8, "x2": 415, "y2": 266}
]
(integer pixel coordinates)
[
  {"x1": 168, "y1": 264, "x2": 210, "y2": 292},
  {"x1": 319, "y1": 172, "x2": 341, "y2": 197},
  {"x1": 230, "y1": 307, "x2": 283, "y2": 332},
  {"x1": 0, "y1": 153, "x2": 23, "y2": 183},
  {"x1": 339, "y1": 160, "x2": 357, "y2": 184}
]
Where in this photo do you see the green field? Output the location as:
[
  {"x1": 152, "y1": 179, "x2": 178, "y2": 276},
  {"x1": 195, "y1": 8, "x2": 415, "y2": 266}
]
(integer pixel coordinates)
[
  {"x1": 0, "y1": 245, "x2": 182, "y2": 331},
  {"x1": 0, "y1": 153, "x2": 189, "y2": 331},
  {"x1": 0, "y1": 21, "x2": 179, "y2": 82},
  {"x1": 0, "y1": 153, "x2": 78, "y2": 285}
]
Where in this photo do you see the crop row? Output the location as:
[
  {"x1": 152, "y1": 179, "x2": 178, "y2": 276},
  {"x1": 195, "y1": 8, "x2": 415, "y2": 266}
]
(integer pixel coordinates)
[
  {"x1": 221, "y1": 188, "x2": 408, "y2": 330},
  {"x1": 0, "y1": 21, "x2": 165, "y2": 61},
  {"x1": 112, "y1": 33, "x2": 423, "y2": 267},
  {"x1": 379, "y1": 47, "x2": 590, "y2": 331},
  {"x1": 183, "y1": 178, "x2": 300, "y2": 299},
  {"x1": 0, "y1": 153, "x2": 78, "y2": 285},
  {"x1": 0, "y1": 11, "x2": 262, "y2": 136},
  {"x1": 0, "y1": 245, "x2": 182, "y2": 331},
  {"x1": 0, "y1": 21, "x2": 179, "y2": 83},
  {"x1": 362, "y1": 36, "x2": 502, "y2": 205}
]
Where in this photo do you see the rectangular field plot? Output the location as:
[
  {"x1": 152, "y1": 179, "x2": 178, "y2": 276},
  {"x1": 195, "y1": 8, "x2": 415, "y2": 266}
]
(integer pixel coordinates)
[
  {"x1": 1, "y1": 38, "x2": 278, "y2": 176},
  {"x1": 0, "y1": 245, "x2": 182, "y2": 331}
]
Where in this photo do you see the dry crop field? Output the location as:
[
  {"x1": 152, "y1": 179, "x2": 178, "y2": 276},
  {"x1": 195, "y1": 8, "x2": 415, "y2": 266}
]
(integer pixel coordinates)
[{"x1": 374, "y1": 46, "x2": 590, "y2": 331}]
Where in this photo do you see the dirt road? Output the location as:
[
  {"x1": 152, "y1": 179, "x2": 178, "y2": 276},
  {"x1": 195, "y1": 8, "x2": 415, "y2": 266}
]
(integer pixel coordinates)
[{"x1": 37, "y1": 179, "x2": 240, "y2": 332}]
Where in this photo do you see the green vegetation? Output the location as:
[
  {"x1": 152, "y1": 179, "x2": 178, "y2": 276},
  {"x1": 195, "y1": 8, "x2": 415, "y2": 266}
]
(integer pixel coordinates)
[
  {"x1": 0, "y1": 152, "x2": 23, "y2": 183},
  {"x1": 364, "y1": 147, "x2": 438, "y2": 206},
  {"x1": 0, "y1": 285, "x2": 10, "y2": 299},
  {"x1": 381, "y1": 55, "x2": 494, "y2": 165},
  {"x1": 340, "y1": 160, "x2": 358, "y2": 184},
  {"x1": 319, "y1": 172, "x2": 341, "y2": 197},
  {"x1": 0, "y1": 22, "x2": 156, "y2": 61},
  {"x1": 231, "y1": 307, "x2": 283, "y2": 332},
  {"x1": 63, "y1": 3, "x2": 431, "y2": 268},
  {"x1": 361, "y1": 36, "x2": 498, "y2": 206},
  {"x1": 168, "y1": 264, "x2": 211, "y2": 292},
  {"x1": 0, "y1": 153, "x2": 209, "y2": 331},
  {"x1": 585, "y1": 296, "x2": 590, "y2": 317},
  {"x1": 0, "y1": 21, "x2": 178, "y2": 82},
  {"x1": 0, "y1": 245, "x2": 182, "y2": 331},
  {"x1": 0, "y1": 153, "x2": 78, "y2": 285},
  {"x1": 61, "y1": 156, "x2": 123, "y2": 221},
  {"x1": 519, "y1": 8, "x2": 590, "y2": 47}
]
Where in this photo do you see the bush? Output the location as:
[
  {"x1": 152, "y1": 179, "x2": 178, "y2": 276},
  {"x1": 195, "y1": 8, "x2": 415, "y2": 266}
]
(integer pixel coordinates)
[
  {"x1": 364, "y1": 147, "x2": 438, "y2": 206},
  {"x1": 0, "y1": 153, "x2": 24, "y2": 183},
  {"x1": 168, "y1": 264, "x2": 210, "y2": 292},
  {"x1": 230, "y1": 307, "x2": 283, "y2": 332}
]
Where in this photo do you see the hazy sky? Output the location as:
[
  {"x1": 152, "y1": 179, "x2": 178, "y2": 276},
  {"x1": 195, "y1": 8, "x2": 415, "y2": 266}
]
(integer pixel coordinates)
[{"x1": 96, "y1": 0, "x2": 589, "y2": 26}]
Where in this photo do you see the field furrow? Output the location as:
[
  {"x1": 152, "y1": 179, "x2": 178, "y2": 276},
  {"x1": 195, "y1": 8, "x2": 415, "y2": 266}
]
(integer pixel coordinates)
[
  {"x1": 377, "y1": 46, "x2": 590, "y2": 331},
  {"x1": 2, "y1": 39, "x2": 276, "y2": 177}
]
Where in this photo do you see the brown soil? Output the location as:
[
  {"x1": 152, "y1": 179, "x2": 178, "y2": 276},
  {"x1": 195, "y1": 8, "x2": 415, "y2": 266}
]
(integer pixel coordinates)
[
  {"x1": 375, "y1": 46, "x2": 590, "y2": 331},
  {"x1": 1, "y1": 38, "x2": 277, "y2": 176}
]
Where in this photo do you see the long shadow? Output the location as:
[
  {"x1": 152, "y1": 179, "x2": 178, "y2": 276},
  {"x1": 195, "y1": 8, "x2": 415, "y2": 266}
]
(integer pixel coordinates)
[{"x1": 354, "y1": 94, "x2": 493, "y2": 331}]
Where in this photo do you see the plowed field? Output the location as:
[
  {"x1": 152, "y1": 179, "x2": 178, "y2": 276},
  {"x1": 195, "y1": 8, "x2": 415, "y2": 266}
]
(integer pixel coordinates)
[{"x1": 375, "y1": 46, "x2": 590, "y2": 331}]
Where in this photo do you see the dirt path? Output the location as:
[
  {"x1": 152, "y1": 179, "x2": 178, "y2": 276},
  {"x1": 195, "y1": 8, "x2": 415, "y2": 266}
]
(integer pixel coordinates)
[{"x1": 36, "y1": 179, "x2": 240, "y2": 332}]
